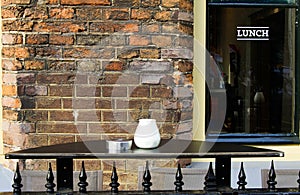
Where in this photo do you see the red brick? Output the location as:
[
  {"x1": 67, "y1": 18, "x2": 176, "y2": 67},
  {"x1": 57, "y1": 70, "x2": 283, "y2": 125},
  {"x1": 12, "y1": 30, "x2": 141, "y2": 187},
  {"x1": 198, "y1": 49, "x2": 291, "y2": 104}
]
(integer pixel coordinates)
[
  {"x1": 49, "y1": 111, "x2": 74, "y2": 121},
  {"x1": 1, "y1": 7, "x2": 25, "y2": 18},
  {"x1": 103, "y1": 8, "x2": 130, "y2": 20},
  {"x1": 129, "y1": 86, "x2": 150, "y2": 98},
  {"x1": 25, "y1": 85, "x2": 47, "y2": 96},
  {"x1": 37, "y1": 73, "x2": 75, "y2": 84},
  {"x1": 33, "y1": 22, "x2": 86, "y2": 33},
  {"x1": 131, "y1": 9, "x2": 152, "y2": 20},
  {"x1": 2, "y1": 47, "x2": 30, "y2": 58},
  {"x1": 102, "y1": 86, "x2": 127, "y2": 97},
  {"x1": 24, "y1": 7, "x2": 48, "y2": 19},
  {"x1": 26, "y1": 34, "x2": 48, "y2": 44},
  {"x1": 2, "y1": 85, "x2": 17, "y2": 96},
  {"x1": 140, "y1": 48, "x2": 160, "y2": 59},
  {"x1": 24, "y1": 110, "x2": 48, "y2": 122},
  {"x1": 179, "y1": 0, "x2": 193, "y2": 12},
  {"x1": 103, "y1": 61, "x2": 124, "y2": 71},
  {"x1": 154, "y1": 10, "x2": 178, "y2": 21},
  {"x1": 162, "y1": 0, "x2": 179, "y2": 7},
  {"x1": 49, "y1": 35, "x2": 74, "y2": 45},
  {"x1": 24, "y1": 134, "x2": 48, "y2": 148},
  {"x1": 2, "y1": 59, "x2": 22, "y2": 71},
  {"x1": 2, "y1": 97, "x2": 21, "y2": 108},
  {"x1": 49, "y1": 85, "x2": 73, "y2": 97},
  {"x1": 36, "y1": 122, "x2": 86, "y2": 133},
  {"x1": 63, "y1": 48, "x2": 114, "y2": 59},
  {"x1": 76, "y1": 8, "x2": 102, "y2": 20},
  {"x1": 129, "y1": 35, "x2": 151, "y2": 46},
  {"x1": 17, "y1": 73, "x2": 36, "y2": 84},
  {"x1": 2, "y1": 20, "x2": 34, "y2": 31},
  {"x1": 36, "y1": 47, "x2": 62, "y2": 58},
  {"x1": 151, "y1": 86, "x2": 173, "y2": 98},
  {"x1": 152, "y1": 35, "x2": 173, "y2": 47},
  {"x1": 141, "y1": 0, "x2": 160, "y2": 7},
  {"x1": 2, "y1": 34, "x2": 23, "y2": 44},
  {"x1": 142, "y1": 24, "x2": 160, "y2": 33},
  {"x1": 61, "y1": 0, "x2": 111, "y2": 5},
  {"x1": 50, "y1": 8, "x2": 74, "y2": 19},
  {"x1": 49, "y1": 135, "x2": 75, "y2": 145},
  {"x1": 25, "y1": 60, "x2": 45, "y2": 70},
  {"x1": 102, "y1": 111, "x2": 127, "y2": 122},
  {"x1": 48, "y1": 61, "x2": 76, "y2": 71},
  {"x1": 2, "y1": 0, "x2": 31, "y2": 6},
  {"x1": 36, "y1": 98, "x2": 61, "y2": 109},
  {"x1": 75, "y1": 110, "x2": 101, "y2": 122},
  {"x1": 3, "y1": 110, "x2": 21, "y2": 121}
]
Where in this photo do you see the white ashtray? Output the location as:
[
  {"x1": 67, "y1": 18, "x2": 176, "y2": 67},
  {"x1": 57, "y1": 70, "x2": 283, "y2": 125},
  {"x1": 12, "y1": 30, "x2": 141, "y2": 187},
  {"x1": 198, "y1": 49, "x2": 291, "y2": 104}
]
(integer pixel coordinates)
[{"x1": 106, "y1": 139, "x2": 132, "y2": 151}]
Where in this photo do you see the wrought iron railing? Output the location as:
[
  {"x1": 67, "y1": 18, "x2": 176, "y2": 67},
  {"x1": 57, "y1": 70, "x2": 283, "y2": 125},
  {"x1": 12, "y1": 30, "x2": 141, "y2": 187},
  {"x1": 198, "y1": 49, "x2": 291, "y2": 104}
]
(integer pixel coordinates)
[{"x1": 6, "y1": 160, "x2": 300, "y2": 195}]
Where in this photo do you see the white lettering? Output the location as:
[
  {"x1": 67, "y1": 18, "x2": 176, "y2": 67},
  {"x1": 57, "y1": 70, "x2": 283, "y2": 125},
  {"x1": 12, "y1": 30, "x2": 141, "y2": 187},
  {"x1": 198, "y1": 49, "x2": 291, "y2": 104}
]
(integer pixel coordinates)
[{"x1": 236, "y1": 27, "x2": 269, "y2": 40}]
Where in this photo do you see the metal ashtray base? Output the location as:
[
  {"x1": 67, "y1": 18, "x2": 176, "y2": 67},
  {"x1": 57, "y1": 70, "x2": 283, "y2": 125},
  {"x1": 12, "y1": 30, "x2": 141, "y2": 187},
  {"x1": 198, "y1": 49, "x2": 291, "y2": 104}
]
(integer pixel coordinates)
[{"x1": 106, "y1": 139, "x2": 132, "y2": 152}]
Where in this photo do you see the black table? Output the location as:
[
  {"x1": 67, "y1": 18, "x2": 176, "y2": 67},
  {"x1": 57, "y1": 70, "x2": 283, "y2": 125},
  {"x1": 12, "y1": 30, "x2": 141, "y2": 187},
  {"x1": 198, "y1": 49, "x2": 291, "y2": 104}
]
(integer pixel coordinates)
[{"x1": 5, "y1": 139, "x2": 284, "y2": 192}]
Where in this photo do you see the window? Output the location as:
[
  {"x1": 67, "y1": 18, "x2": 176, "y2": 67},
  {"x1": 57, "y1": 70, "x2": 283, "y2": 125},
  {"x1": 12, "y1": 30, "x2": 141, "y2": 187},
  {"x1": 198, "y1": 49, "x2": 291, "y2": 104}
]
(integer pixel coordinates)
[{"x1": 206, "y1": 0, "x2": 300, "y2": 143}]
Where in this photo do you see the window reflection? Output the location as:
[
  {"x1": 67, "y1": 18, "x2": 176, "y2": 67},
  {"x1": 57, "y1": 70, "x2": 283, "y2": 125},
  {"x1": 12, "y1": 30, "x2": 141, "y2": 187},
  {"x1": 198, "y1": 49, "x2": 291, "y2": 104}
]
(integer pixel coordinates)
[{"x1": 208, "y1": 7, "x2": 295, "y2": 134}]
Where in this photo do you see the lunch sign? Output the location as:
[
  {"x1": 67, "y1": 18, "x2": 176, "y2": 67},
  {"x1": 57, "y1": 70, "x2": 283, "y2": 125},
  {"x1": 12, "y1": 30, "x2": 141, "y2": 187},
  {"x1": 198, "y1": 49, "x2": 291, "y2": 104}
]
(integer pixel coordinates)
[{"x1": 237, "y1": 26, "x2": 269, "y2": 41}]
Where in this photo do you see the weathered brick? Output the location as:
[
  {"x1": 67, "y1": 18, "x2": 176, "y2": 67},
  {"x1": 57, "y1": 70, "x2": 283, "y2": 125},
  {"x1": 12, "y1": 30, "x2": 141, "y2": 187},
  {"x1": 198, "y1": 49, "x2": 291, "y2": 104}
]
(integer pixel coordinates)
[
  {"x1": 36, "y1": 122, "x2": 86, "y2": 133},
  {"x1": 100, "y1": 73, "x2": 139, "y2": 85},
  {"x1": 24, "y1": 134, "x2": 48, "y2": 149},
  {"x1": 17, "y1": 73, "x2": 36, "y2": 84},
  {"x1": 48, "y1": 135, "x2": 75, "y2": 145},
  {"x1": 151, "y1": 86, "x2": 173, "y2": 98},
  {"x1": 154, "y1": 10, "x2": 178, "y2": 21},
  {"x1": 103, "y1": 8, "x2": 130, "y2": 20},
  {"x1": 24, "y1": 110, "x2": 48, "y2": 122},
  {"x1": 152, "y1": 35, "x2": 173, "y2": 47},
  {"x1": 76, "y1": 35, "x2": 105, "y2": 45},
  {"x1": 37, "y1": 73, "x2": 75, "y2": 84},
  {"x1": 49, "y1": 85, "x2": 74, "y2": 97},
  {"x1": 2, "y1": 20, "x2": 34, "y2": 31},
  {"x1": 179, "y1": 0, "x2": 193, "y2": 12},
  {"x1": 75, "y1": 85, "x2": 101, "y2": 97},
  {"x1": 175, "y1": 60, "x2": 193, "y2": 72},
  {"x1": 141, "y1": 73, "x2": 164, "y2": 84},
  {"x1": 2, "y1": 97, "x2": 21, "y2": 108},
  {"x1": 173, "y1": 86, "x2": 192, "y2": 98},
  {"x1": 20, "y1": 97, "x2": 36, "y2": 109},
  {"x1": 25, "y1": 85, "x2": 47, "y2": 96},
  {"x1": 2, "y1": 0, "x2": 30, "y2": 5},
  {"x1": 176, "y1": 36, "x2": 193, "y2": 48},
  {"x1": 24, "y1": 60, "x2": 45, "y2": 70},
  {"x1": 141, "y1": 0, "x2": 160, "y2": 7},
  {"x1": 50, "y1": 8, "x2": 74, "y2": 19},
  {"x1": 61, "y1": 0, "x2": 111, "y2": 5},
  {"x1": 36, "y1": 47, "x2": 62, "y2": 58},
  {"x1": 118, "y1": 50, "x2": 139, "y2": 59},
  {"x1": 129, "y1": 86, "x2": 150, "y2": 98},
  {"x1": 26, "y1": 34, "x2": 48, "y2": 45},
  {"x1": 129, "y1": 61, "x2": 172, "y2": 72},
  {"x1": 63, "y1": 48, "x2": 114, "y2": 59},
  {"x1": 36, "y1": 97, "x2": 61, "y2": 109},
  {"x1": 2, "y1": 34, "x2": 23, "y2": 45},
  {"x1": 1, "y1": 6, "x2": 25, "y2": 18},
  {"x1": 102, "y1": 111, "x2": 127, "y2": 122},
  {"x1": 2, "y1": 59, "x2": 23, "y2": 71},
  {"x1": 102, "y1": 86, "x2": 127, "y2": 97},
  {"x1": 179, "y1": 21, "x2": 193, "y2": 35},
  {"x1": 114, "y1": 0, "x2": 139, "y2": 7},
  {"x1": 129, "y1": 35, "x2": 151, "y2": 46},
  {"x1": 24, "y1": 7, "x2": 48, "y2": 19},
  {"x1": 74, "y1": 110, "x2": 101, "y2": 121},
  {"x1": 2, "y1": 85, "x2": 18, "y2": 96},
  {"x1": 3, "y1": 73, "x2": 17, "y2": 84},
  {"x1": 49, "y1": 35, "x2": 74, "y2": 45},
  {"x1": 76, "y1": 8, "x2": 102, "y2": 20},
  {"x1": 161, "y1": 48, "x2": 193, "y2": 59},
  {"x1": 49, "y1": 111, "x2": 75, "y2": 121},
  {"x1": 103, "y1": 61, "x2": 125, "y2": 71},
  {"x1": 131, "y1": 9, "x2": 152, "y2": 20},
  {"x1": 140, "y1": 48, "x2": 160, "y2": 59},
  {"x1": 77, "y1": 60, "x2": 101, "y2": 72},
  {"x1": 162, "y1": 0, "x2": 179, "y2": 7},
  {"x1": 2, "y1": 47, "x2": 30, "y2": 58},
  {"x1": 33, "y1": 22, "x2": 86, "y2": 33},
  {"x1": 90, "y1": 22, "x2": 139, "y2": 33},
  {"x1": 142, "y1": 24, "x2": 160, "y2": 33},
  {"x1": 48, "y1": 60, "x2": 76, "y2": 71},
  {"x1": 3, "y1": 110, "x2": 22, "y2": 121},
  {"x1": 178, "y1": 11, "x2": 193, "y2": 22}
]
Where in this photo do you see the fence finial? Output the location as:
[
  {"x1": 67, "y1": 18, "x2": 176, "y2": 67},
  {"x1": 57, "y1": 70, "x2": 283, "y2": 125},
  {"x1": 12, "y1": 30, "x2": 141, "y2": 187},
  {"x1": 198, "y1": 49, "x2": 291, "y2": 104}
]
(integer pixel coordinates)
[
  {"x1": 109, "y1": 161, "x2": 120, "y2": 193},
  {"x1": 78, "y1": 161, "x2": 88, "y2": 193},
  {"x1": 174, "y1": 163, "x2": 184, "y2": 192},
  {"x1": 204, "y1": 162, "x2": 217, "y2": 191},
  {"x1": 12, "y1": 162, "x2": 23, "y2": 194},
  {"x1": 142, "y1": 161, "x2": 152, "y2": 192},
  {"x1": 237, "y1": 162, "x2": 247, "y2": 190},
  {"x1": 267, "y1": 160, "x2": 277, "y2": 191},
  {"x1": 45, "y1": 162, "x2": 56, "y2": 193}
]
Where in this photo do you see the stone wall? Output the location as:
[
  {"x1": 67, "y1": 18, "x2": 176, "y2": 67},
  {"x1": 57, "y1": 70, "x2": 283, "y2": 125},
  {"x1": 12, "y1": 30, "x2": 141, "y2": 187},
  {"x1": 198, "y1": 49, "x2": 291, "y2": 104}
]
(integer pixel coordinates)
[{"x1": 1, "y1": 0, "x2": 194, "y2": 190}]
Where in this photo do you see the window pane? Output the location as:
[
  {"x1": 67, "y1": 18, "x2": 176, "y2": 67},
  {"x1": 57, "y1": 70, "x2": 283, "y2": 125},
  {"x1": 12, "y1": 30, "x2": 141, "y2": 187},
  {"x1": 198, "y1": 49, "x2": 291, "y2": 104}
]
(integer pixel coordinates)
[{"x1": 208, "y1": 7, "x2": 296, "y2": 135}]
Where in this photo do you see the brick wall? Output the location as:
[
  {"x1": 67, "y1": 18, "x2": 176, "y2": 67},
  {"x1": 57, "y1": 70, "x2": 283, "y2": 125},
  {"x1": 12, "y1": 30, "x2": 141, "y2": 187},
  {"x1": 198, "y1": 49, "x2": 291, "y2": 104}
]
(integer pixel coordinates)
[{"x1": 1, "y1": 0, "x2": 194, "y2": 190}]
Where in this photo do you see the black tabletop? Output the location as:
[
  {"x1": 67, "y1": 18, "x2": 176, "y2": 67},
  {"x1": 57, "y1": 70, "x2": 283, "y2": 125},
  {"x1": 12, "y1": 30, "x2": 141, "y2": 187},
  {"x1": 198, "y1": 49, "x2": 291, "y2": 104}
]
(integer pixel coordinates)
[{"x1": 5, "y1": 139, "x2": 284, "y2": 159}]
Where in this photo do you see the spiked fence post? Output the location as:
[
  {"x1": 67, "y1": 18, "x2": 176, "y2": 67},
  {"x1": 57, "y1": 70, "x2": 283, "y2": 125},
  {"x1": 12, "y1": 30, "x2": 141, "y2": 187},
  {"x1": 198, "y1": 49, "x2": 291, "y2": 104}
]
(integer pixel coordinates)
[
  {"x1": 237, "y1": 162, "x2": 247, "y2": 190},
  {"x1": 45, "y1": 163, "x2": 56, "y2": 193},
  {"x1": 12, "y1": 162, "x2": 23, "y2": 194},
  {"x1": 78, "y1": 161, "x2": 88, "y2": 193},
  {"x1": 204, "y1": 162, "x2": 217, "y2": 191},
  {"x1": 267, "y1": 160, "x2": 277, "y2": 191},
  {"x1": 109, "y1": 161, "x2": 120, "y2": 193},
  {"x1": 142, "y1": 161, "x2": 152, "y2": 193},
  {"x1": 174, "y1": 163, "x2": 184, "y2": 192}
]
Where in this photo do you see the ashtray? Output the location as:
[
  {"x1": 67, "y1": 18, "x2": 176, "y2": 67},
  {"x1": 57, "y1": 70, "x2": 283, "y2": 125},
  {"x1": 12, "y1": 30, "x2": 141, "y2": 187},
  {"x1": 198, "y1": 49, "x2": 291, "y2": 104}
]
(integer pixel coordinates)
[{"x1": 106, "y1": 139, "x2": 132, "y2": 151}]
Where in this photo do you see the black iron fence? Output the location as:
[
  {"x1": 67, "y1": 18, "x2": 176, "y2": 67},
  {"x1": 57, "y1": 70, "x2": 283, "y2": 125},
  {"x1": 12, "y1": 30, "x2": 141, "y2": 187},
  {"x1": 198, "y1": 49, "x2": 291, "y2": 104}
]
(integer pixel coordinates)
[{"x1": 6, "y1": 160, "x2": 300, "y2": 195}]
